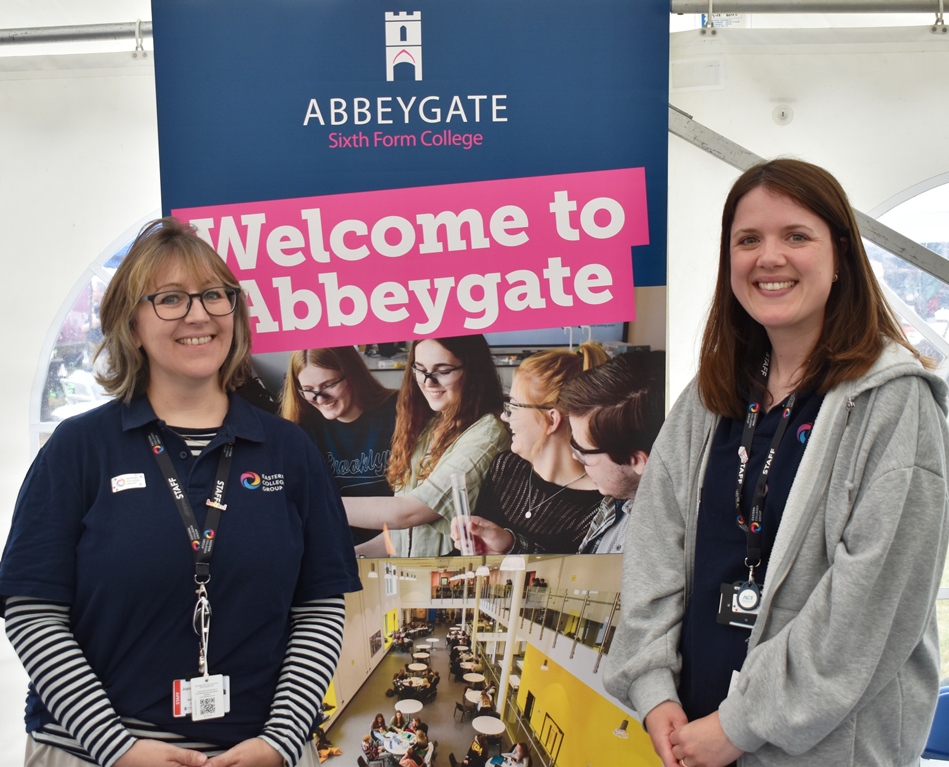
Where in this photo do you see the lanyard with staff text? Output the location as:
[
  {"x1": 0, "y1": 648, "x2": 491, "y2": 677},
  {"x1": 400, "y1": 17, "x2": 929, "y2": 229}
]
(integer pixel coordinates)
[
  {"x1": 148, "y1": 431, "x2": 233, "y2": 674},
  {"x1": 735, "y1": 352, "x2": 796, "y2": 591}
]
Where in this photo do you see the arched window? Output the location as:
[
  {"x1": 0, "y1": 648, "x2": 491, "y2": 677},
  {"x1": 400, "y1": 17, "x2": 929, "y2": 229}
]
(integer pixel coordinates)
[
  {"x1": 870, "y1": 178, "x2": 949, "y2": 679},
  {"x1": 30, "y1": 213, "x2": 159, "y2": 454},
  {"x1": 867, "y1": 178, "x2": 949, "y2": 373}
]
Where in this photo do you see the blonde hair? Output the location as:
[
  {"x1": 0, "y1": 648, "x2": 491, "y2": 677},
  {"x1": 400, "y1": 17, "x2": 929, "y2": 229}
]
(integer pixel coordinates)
[
  {"x1": 95, "y1": 218, "x2": 251, "y2": 402},
  {"x1": 516, "y1": 342, "x2": 610, "y2": 405},
  {"x1": 514, "y1": 342, "x2": 610, "y2": 457}
]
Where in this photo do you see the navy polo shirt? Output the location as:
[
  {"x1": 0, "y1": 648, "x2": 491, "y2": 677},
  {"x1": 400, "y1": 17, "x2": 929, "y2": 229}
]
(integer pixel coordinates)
[
  {"x1": 0, "y1": 393, "x2": 361, "y2": 747},
  {"x1": 678, "y1": 390, "x2": 823, "y2": 722}
]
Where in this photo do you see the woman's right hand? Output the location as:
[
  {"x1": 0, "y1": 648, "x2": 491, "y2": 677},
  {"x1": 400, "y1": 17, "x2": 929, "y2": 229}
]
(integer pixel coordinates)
[
  {"x1": 450, "y1": 515, "x2": 514, "y2": 554},
  {"x1": 114, "y1": 739, "x2": 209, "y2": 767},
  {"x1": 644, "y1": 700, "x2": 689, "y2": 767}
]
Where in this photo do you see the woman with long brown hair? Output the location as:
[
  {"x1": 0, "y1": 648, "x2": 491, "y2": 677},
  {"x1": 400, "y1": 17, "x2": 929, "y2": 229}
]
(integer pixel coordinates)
[
  {"x1": 604, "y1": 159, "x2": 949, "y2": 767},
  {"x1": 343, "y1": 335, "x2": 509, "y2": 557}
]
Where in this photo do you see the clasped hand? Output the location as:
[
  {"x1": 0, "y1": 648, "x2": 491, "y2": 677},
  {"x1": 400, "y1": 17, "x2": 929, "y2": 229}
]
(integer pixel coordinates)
[
  {"x1": 115, "y1": 737, "x2": 284, "y2": 767},
  {"x1": 645, "y1": 702, "x2": 743, "y2": 767}
]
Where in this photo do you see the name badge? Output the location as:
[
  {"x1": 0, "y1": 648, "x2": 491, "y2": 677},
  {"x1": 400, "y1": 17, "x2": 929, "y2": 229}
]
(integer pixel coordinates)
[{"x1": 111, "y1": 473, "x2": 147, "y2": 493}]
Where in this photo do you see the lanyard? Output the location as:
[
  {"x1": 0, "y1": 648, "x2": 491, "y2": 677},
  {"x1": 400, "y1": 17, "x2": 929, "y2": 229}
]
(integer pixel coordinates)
[
  {"x1": 147, "y1": 431, "x2": 233, "y2": 585},
  {"x1": 149, "y1": 431, "x2": 233, "y2": 676},
  {"x1": 735, "y1": 353, "x2": 796, "y2": 580}
]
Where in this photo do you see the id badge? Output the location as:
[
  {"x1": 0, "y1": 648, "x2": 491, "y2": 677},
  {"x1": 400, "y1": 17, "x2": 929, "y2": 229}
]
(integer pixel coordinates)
[
  {"x1": 172, "y1": 675, "x2": 231, "y2": 720},
  {"x1": 716, "y1": 581, "x2": 760, "y2": 629}
]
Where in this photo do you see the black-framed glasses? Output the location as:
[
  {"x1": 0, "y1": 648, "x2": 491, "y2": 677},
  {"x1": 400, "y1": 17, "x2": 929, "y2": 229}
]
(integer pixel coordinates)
[
  {"x1": 570, "y1": 436, "x2": 607, "y2": 465},
  {"x1": 140, "y1": 286, "x2": 241, "y2": 321},
  {"x1": 502, "y1": 400, "x2": 556, "y2": 416},
  {"x1": 298, "y1": 377, "x2": 347, "y2": 403},
  {"x1": 411, "y1": 363, "x2": 464, "y2": 385}
]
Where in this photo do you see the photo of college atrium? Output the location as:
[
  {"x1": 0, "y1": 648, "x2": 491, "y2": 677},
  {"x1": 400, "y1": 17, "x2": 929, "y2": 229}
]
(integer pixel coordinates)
[{"x1": 322, "y1": 554, "x2": 657, "y2": 767}]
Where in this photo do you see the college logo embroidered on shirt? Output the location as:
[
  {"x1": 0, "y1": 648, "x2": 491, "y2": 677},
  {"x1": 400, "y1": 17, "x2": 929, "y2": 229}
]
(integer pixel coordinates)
[
  {"x1": 241, "y1": 471, "x2": 285, "y2": 492},
  {"x1": 796, "y1": 423, "x2": 813, "y2": 444},
  {"x1": 111, "y1": 473, "x2": 147, "y2": 493}
]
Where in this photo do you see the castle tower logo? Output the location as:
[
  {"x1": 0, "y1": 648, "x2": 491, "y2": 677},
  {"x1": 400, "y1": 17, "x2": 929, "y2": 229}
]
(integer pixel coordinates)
[{"x1": 385, "y1": 11, "x2": 422, "y2": 81}]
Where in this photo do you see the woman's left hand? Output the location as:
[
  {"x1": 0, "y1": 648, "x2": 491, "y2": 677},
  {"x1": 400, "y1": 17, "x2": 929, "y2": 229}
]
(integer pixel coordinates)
[
  {"x1": 205, "y1": 738, "x2": 284, "y2": 767},
  {"x1": 669, "y1": 712, "x2": 744, "y2": 767}
]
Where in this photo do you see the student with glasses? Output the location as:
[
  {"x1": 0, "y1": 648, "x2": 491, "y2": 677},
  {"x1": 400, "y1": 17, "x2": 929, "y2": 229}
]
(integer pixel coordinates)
[
  {"x1": 449, "y1": 342, "x2": 608, "y2": 556},
  {"x1": 0, "y1": 218, "x2": 360, "y2": 767},
  {"x1": 342, "y1": 335, "x2": 509, "y2": 557},
  {"x1": 280, "y1": 347, "x2": 398, "y2": 545},
  {"x1": 558, "y1": 350, "x2": 666, "y2": 554}
]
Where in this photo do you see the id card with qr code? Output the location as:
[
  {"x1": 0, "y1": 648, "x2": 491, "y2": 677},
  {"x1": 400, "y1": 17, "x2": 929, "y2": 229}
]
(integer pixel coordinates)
[{"x1": 172, "y1": 675, "x2": 230, "y2": 720}]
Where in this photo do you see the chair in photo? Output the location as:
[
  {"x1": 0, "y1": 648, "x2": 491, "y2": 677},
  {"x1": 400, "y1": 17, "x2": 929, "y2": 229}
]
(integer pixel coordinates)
[
  {"x1": 424, "y1": 738, "x2": 438, "y2": 766},
  {"x1": 453, "y1": 701, "x2": 473, "y2": 722},
  {"x1": 485, "y1": 733, "x2": 503, "y2": 757},
  {"x1": 447, "y1": 754, "x2": 459, "y2": 767}
]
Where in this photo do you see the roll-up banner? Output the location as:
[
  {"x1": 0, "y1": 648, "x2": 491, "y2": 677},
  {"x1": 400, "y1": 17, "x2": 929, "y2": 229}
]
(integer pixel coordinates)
[{"x1": 152, "y1": 0, "x2": 669, "y2": 556}]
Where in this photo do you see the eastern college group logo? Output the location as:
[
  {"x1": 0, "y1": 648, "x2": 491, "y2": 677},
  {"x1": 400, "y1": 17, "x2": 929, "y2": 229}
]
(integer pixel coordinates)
[{"x1": 241, "y1": 471, "x2": 285, "y2": 492}]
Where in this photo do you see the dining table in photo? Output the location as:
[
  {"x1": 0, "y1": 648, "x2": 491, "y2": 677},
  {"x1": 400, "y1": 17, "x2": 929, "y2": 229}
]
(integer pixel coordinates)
[
  {"x1": 472, "y1": 715, "x2": 506, "y2": 736},
  {"x1": 382, "y1": 730, "x2": 418, "y2": 756},
  {"x1": 394, "y1": 698, "x2": 424, "y2": 715}
]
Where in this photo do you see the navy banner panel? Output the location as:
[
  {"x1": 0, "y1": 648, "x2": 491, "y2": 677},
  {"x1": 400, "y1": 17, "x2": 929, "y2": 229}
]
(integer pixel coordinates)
[{"x1": 151, "y1": 0, "x2": 669, "y2": 288}]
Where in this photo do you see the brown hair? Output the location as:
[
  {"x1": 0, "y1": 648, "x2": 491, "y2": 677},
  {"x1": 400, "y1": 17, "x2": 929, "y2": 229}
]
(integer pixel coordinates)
[
  {"x1": 557, "y1": 350, "x2": 665, "y2": 464},
  {"x1": 698, "y1": 158, "x2": 919, "y2": 418},
  {"x1": 95, "y1": 217, "x2": 251, "y2": 403},
  {"x1": 386, "y1": 335, "x2": 504, "y2": 490},
  {"x1": 279, "y1": 346, "x2": 396, "y2": 424}
]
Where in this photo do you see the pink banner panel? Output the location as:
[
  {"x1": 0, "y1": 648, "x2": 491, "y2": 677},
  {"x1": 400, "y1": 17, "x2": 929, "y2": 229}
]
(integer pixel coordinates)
[{"x1": 175, "y1": 168, "x2": 648, "y2": 353}]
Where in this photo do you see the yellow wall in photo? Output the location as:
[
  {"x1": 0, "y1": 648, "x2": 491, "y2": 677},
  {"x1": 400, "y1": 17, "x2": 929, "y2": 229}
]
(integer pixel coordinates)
[
  {"x1": 385, "y1": 609, "x2": 398, "y2": 643},
  {"x1": 517, "y1": 646, "x2": 659, "y2": 767}
]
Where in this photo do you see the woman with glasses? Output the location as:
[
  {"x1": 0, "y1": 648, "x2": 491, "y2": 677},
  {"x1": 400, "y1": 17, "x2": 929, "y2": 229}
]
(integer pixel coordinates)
[
  {"x1": 0, "y1": 218, "x2": 360, "y2": 767},
  {"x1": 450, "y1": 342, "x2": 608, "y2": 555},
  {"x1": 343, "y1": 335, "x2": 509, "y2": 557},
  {"x1": 604, "y1": 160, "x2": 949, "y2": 767},
  {"x1": 280, "y1": 347, "x2": 398, "y2": 545}
]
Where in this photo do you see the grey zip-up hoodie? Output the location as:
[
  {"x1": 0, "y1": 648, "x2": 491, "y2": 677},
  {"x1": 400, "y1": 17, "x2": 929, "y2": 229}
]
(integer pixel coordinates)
[{"x1": 604, "y1": 342, "x2": 949, "y2": 766}]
